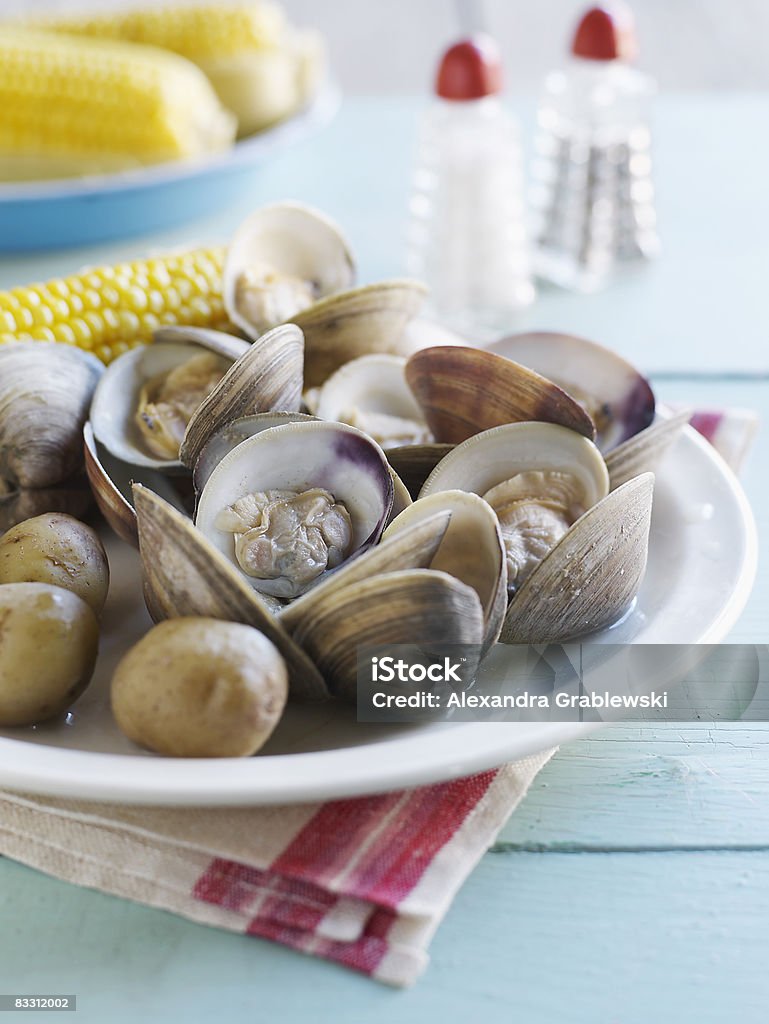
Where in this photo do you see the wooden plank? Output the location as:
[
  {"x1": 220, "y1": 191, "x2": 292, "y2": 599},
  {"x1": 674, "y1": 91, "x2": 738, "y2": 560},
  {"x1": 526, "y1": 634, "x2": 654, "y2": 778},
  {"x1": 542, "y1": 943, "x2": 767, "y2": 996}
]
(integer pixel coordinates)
[
  {"x1": 498, "y1": 721, "x2": 769, "y2": 849},
  {"x1": 2, "y1": 850, "x2": 768, "y2": 1023}
]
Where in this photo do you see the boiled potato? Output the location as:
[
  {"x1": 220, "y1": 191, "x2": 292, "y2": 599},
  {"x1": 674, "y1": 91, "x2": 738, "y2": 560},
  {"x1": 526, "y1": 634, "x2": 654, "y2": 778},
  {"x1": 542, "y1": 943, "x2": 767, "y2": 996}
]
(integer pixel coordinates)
[
  {"x1": 0, "y1": 512, "x2": 109, "y2": 614},
  {"x1": 111, "y1": 619, "x2": 289, "y2": 757},
  {"x1": 0, "y1": 583, "x2": 99, "y2": 726}
]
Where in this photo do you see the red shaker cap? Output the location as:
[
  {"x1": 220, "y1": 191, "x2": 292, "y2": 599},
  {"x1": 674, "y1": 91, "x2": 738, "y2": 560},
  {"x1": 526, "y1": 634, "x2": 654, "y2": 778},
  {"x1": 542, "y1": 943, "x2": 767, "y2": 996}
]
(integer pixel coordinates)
[
  {"x1": 571, "y1": 4, "x2": 637, "y2": 61},
  {"x1": 435, "y1": 35, "x2": 504, "y2": 100}
]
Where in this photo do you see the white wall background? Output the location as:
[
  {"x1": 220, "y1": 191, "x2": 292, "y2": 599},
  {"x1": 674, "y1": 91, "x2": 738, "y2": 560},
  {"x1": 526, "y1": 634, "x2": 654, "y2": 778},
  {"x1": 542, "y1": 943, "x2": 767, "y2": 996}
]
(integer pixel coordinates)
[{"x1": 2, "y1": 0, "x2": 769, "y2": 92}]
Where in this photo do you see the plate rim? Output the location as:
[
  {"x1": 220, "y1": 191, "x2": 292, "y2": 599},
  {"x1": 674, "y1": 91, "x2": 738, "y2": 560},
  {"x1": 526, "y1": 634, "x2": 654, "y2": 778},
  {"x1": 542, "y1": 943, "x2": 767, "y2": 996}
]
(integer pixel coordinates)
[{"x1": 0, "y1": 424, "x2": 758, "y2": 806}]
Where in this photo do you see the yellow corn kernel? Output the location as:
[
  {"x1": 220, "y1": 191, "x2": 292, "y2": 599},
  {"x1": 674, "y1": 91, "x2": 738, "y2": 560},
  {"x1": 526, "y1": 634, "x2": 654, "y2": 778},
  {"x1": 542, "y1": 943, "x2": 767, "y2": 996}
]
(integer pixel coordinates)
[
  {"x1": 22, "y1": 3, "x2": 285, "y2": 61},
  {"x1": 0, "y1": 247, "x2": 228, "y2": 364},
  {"x1": 0, "y1": 29, "x2": 236, "y2": 178},
  {"x1": 16, "y1": 4, "x2": 324, "y2": 138}
]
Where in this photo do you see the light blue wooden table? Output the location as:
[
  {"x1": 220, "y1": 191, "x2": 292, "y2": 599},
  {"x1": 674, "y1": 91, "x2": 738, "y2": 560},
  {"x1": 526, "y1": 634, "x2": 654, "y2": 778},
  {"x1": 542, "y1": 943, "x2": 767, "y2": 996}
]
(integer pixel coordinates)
[{"x1": 1, "y1": 96, "x2": 767, "y2": 1023}]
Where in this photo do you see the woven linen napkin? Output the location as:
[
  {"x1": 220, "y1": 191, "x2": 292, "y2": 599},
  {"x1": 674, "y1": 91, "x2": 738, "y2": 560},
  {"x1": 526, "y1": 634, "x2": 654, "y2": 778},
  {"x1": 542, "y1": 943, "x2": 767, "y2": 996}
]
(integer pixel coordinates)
[
  {"x1": 0, "y1": 755, "x2": 552, "y2": 987},
  {"x1": 0, "y1": 407, "x2": 757, "y2": 987}
]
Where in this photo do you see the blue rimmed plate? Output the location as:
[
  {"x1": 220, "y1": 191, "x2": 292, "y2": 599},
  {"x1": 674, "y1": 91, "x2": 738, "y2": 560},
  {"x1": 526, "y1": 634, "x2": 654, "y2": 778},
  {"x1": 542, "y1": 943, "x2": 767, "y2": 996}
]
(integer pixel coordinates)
[{"x1": 0, "y1": 85, "x2": 340, "y2": 253}]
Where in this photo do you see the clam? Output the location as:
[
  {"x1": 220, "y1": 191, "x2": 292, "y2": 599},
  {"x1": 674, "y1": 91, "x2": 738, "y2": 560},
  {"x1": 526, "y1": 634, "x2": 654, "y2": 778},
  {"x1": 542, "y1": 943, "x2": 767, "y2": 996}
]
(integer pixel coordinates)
[
  {"x1": 132, "y1": 484, "x2": 328, "y2": 701},
  {"x1": 421, "y1": 422, "x2": 609, "y2": 595},
  {"x1": 0, "y1": 343, "x2": 102, "y2": 489},
  {"x1": 223, "y1": 202, "x2": 426, "y2": 388},
  {"x1": 419, "y1": 422, "x2": 652, "y2": 641},
  {"x1": 223, "y1": 201, "x2": 355, "y2": 338},
  {"x1": 90, "y1": 328, "x2": 248, "y2": 473},
  {"x1": 291, "y1": 569, "x2": 485, "y2": 703},
  {"x1": 195, "y1": 420, "x2": 394, "y2": 600},
  {"x1": 382, "y1": 490, "x2": 507, "y2": 654},
  {"x1": 313, "y1": 354, "x2": 432, "y2": 448},
  {"x1": 293, "y1": 280, "x2": 428, "y2": 388},
  {"x1": 486, "y1": 332, "x2": 655, "y2": 450},
  {"x1": 499, "y1": 474, "x2": 655, "y2": 643},
  {"x1": 405, "y1": 345, "x2": 596, "y2": 444}
]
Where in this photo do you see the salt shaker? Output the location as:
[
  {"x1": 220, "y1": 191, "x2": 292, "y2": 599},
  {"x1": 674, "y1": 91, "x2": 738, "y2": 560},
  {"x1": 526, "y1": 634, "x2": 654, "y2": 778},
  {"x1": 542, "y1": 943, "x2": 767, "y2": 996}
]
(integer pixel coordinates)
[
  {"x1": 406, "y1": 35, "x2": 534, "y2": 337},
  {"x1": 531, "y1": 3, "x2": 660, "y2": 292}
]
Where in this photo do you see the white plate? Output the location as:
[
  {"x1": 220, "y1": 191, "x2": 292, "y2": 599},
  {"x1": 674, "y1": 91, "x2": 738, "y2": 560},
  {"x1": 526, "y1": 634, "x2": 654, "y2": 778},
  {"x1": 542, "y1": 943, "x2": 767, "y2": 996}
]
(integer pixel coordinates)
[{"x1": 0, "y1": 426, "x2": 757, "y2": 805}]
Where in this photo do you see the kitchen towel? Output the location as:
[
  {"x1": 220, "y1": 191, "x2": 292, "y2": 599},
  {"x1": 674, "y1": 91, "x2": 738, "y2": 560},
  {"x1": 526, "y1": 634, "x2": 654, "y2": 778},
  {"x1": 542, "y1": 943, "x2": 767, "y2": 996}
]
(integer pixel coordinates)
[
  {"x1": 0, "y1": 406, "x2": 758, "y2": 986},
  {"x1": 0, "y1": 754, "x2": 552, "y2": 987}
]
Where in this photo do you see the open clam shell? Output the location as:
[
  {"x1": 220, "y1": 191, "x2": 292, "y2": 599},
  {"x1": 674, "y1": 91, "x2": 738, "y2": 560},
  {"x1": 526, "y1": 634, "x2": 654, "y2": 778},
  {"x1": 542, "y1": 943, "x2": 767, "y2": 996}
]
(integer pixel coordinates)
[
  {"x1": 223, "y1": 201, "x2": 356, "y2": 338},
  {"x1": 383, "y1": 491, "x2": 507, "y2": 654},
  {"x1": 420, "y1": 421, "x2": 609, "y2": 504},
  {"x1": 179, "y1": 323, "x2": 304, "y2": 470},
  {"x1": 296, "y1": 280, "x2": 428, "y2": 388},
  {"x1": 500, "y1": 474, "x2": 655, "y2": 643},
  {"x1": 487, "y1": 332, "x2": 655, "y2": 450},
  {"x1": 90, "y1": 330, "x2": 248, "y2": 473},
  {"x1": 405, "y1": 346, "x2": 596, "y2": 444},
  {"x1": 195, "y1": 420, "x2": 394, "y2": 599},
  {"x1": 605, "y1": 409, "x2": 691, "y2": 491},
  {"x1": 133, "y1": 484, "x2": 328, "y2": 701},
  {"x1": 291, "y1": 569, "x2": 485, "y2": 703},
  {"x1": 313, "y1": 354, "x2": 431, "y2": 448}
]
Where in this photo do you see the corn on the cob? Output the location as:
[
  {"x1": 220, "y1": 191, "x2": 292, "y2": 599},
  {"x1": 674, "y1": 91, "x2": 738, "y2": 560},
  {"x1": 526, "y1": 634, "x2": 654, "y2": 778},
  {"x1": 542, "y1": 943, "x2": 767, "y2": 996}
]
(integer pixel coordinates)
[
  {"x1": 25, "y1": 2, "x2": 286, "y2": 60},
  {"x1": 18, "y1": 4, "x2": 325, "y2": 138},
  {"x1": 0, "y1": 29, "x2": 236, "y2": 179},
  {"x1": 0, "y1": 248, "x2": 227, "y2": 365}
]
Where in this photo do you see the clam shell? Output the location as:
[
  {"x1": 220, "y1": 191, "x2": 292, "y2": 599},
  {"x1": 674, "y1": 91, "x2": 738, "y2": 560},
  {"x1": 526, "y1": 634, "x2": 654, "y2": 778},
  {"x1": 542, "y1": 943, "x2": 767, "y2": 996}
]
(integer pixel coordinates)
[
  {"x1": 605, "y1": 409, "x2": 691, "y2": 491},
  {"x1": 179, "y1": 323, "x2": 304, "y2": 470},
  {"x1": 83, "y1": 423, "x2": 193, "y2": 548},
  {"x1": 405, "y1": 346, "x2": 596, "y2": 444},
  {"x1": 291, "y1": 569, "x2": 485, "y2": 703},
  {"x1": 0, "y1": 343, "x2": 102, "y2": 489},
  {"x1": 224, "y1": 202, "x2": 355, "y2": 338},
  {"x1": 295, "y1": 280, "x2": 428, "y2": 388},
  {"x1": 314, "y1": 353, "x2": 429, "y2": 444},
  {"x1": 487, "y1": 332, "x2": 655, "y2": 450},
  {"x1": 90, "y1": 332, "x2": 247, "y2": 473},
  {"x1": 195, "y1": 420, "x2": 394, "y2": 599},
  {"x1": 133, "y1": 484, "x2": 328, "y2": 700},
  {"x1": 419, "y1": 422, "x2": 609, "y2": 506},
  {"x1": 280, "y1": 509, "x2": 452, "y2": 633},
  {"x1": 385, "y1": 443, "x2": 455, "y2": 498},
  {"x1": 500, "y1": 474, "x2": 655, "y2": 643},
  {"x1": 383, "y1": 490, "x2": 507, "y2": 654}
]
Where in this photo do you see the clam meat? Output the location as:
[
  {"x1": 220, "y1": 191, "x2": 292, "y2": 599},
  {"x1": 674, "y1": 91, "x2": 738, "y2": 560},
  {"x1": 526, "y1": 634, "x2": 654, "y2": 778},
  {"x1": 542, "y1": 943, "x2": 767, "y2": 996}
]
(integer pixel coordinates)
[
  {"x1": 136, "y1": 351, "x2": 231, "y2": 460},
  {"x1": 482, "y1": 470, "x2": 595, "y2": 594},
  {"x1": 195, "y1": 419, "x2": 394, "y2": 599},
  {"x1": 214, "y1": 487, "x2": 354, "y2": 592},
  {"x1": 224, "y1": 202, "x2": 355, "y2": 338}
]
